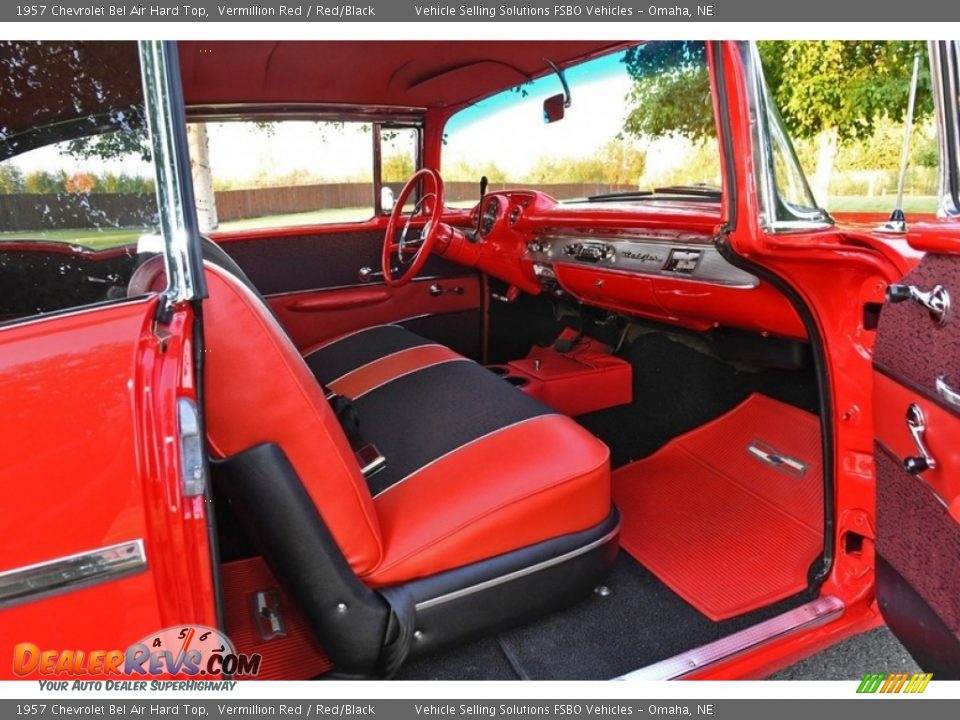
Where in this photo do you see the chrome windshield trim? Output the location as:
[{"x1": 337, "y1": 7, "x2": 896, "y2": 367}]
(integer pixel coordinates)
[
  {"x1": 617, "y1": 595, "x2": 844, "y2": 680},
  {"x1": 741, "y1": 43, "x2": 833, "y2": 233},
  {"x1": 0, "y1": 540, "x2": 147, "y2": 609}
]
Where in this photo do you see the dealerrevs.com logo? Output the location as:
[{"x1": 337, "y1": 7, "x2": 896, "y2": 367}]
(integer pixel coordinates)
[{"x1": 13, "y1": 625, "x2": 261, "y2": 680}]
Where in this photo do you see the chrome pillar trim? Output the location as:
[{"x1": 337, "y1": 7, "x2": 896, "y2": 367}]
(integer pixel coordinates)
[
  {"x1": 617, "y1": 595, "x2": 845, "y2": 680},
  {"x1": 740, "y1": 43, "x2": 832, "y2": 233},
  {"x1": 0, "y1": 540, "x2": 147, "y2": 609},
  {"x1": 415, "y1": 524, "x2": 621, "y2": 612},
  {"x1": 929, "y1": 41, "x2": 960, "y2": 218},
  {"x1": 139, "y1": 41, "x2": 203, "y2": 306}
]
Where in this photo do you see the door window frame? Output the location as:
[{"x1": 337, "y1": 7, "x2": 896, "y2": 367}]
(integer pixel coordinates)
[{"x1": 185, "y1": 106, "x2": 424, "y2": 228}]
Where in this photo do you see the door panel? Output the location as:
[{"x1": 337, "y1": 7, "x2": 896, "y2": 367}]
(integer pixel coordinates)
[
  {"x1": 212, "y1": 227, "x2": 482, "y2": 356},
  {"x1": 0, "y1": 300, "x2": 215, "y2": 678},
  {"x1": 268, "y1": 277, "x2": 481, "y2": 355},
  {"x1": 874, "y1": 252, "x2": 960, "y2": 678}
]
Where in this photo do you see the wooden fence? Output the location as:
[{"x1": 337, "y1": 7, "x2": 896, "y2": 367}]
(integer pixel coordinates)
[
  {"x1": 0, "y1": 193, "x2": 158, "y2": 232},
  {"x1": 0, "y1": 182, "x2": 635, "y2": 231}
]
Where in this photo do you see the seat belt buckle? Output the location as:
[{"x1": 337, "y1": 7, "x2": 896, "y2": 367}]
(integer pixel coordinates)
[{"x1": 355, "y1": 443, "x2": 386, "y2": 479}]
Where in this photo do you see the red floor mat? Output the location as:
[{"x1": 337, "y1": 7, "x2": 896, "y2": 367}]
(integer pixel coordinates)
[{"x1": 613, "y1": 393, "x2": 823, "y2": 621}]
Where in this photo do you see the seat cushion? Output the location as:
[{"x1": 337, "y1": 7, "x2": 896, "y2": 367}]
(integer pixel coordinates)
[
  {"x1": 346, "y1": 357, "x2": 612, "y2": 586},
  {"x1": 365, "y1": 411, "x2": 611, "y2": 587}
]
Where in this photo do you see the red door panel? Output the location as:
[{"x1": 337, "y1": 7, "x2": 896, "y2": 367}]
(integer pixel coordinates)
[
  {"x1": 0, "y1": 299, "x2": 216, "y2": 678},
  {"x1": 269, "y1": 276, "x2": 481, "y2": 353},
  {"x1": 873, "y1": 251, "x2": 960, "y2": 677},
  {"x1": 211, "y1": 226, "x2": 483, "y2": 357}
]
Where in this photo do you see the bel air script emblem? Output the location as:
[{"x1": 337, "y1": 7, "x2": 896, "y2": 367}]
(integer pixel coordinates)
[{"x1": 621, "y1": 249, "x2": 664, "y2": 264}]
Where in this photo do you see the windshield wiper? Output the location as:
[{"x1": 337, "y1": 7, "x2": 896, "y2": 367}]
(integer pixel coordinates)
[
  {"x1": 585, "y1": 185, "x2": 722, "y2": 203},
  {"x1": 651, "y1": 185, "x2": 722, "y2": 199},
  {"x1": 585, "y1": 190, "x2": 654, "y2": 202}
]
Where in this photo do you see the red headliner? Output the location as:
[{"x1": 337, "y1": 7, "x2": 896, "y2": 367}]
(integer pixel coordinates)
[{"x1": 178, "y1": 41, "x2": 628, "y2": 111}]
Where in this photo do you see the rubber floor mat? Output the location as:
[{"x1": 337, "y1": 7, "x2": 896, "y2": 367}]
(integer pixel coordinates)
[{"x1": 612, "y1": 393, "x2": 823, "y2": 621}]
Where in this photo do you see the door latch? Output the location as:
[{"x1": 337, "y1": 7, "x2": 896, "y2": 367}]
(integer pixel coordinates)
[
  {"x1": 903, "y1": 403, "x2": 936, "y2": 475},
  {"x1": 886, "y1": 283, "x2": 951, "y2": 326},
  {"x1": 429, "y1": 283, "x2": 464, "y2": 297}
]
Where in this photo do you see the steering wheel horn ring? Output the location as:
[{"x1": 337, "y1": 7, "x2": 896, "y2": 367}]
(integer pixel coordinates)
[{"x1": 383, "y1": 169, "x2": 446, "y2": 287}]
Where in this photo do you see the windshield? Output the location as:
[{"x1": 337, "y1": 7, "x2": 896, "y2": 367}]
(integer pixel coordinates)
[{"x1": 442, "y1": 41, "x2": 722, "y2": 204}]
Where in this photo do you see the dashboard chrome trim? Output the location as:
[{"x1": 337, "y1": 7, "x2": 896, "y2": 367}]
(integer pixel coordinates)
[{"x1": 527, "y1": 234, "x2": 760, "y2": 288}]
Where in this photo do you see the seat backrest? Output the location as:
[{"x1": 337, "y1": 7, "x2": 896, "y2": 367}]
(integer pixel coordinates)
[{"x1": 202, "y1": 261, "x2": 383, "y2": 576}]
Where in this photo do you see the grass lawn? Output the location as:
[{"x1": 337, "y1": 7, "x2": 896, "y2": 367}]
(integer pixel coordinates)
[
  {"x1": 0, "y1": 207, "x2": 375, "y2": 250},
  {"x1": 826, "y1": 195, "x2": 938, "y2": 214},
  {"x1": 0, "y1": 226, "x2": 146, "y2": 250}
]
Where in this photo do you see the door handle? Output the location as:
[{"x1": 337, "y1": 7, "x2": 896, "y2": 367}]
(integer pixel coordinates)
[
  {"x1": 903, "y1": 403, "x2": 936, "y2": 475},
  {"x1": 886, "y1": 283, "x2": 951, "y2": 326},
  {"x1": 936, "y1": 375, "x2": 960, "y2": 409},
  {"x1": 358, "y1": 266, "x2": 384, "y2": 283},
  {"x1": 429, "y1": 283, "x2": 464, "y2": 297}
]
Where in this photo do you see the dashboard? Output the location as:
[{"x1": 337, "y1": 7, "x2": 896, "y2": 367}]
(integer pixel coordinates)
[{"x1": 445, "y1": 190, "x2": 807, "y2": 340}]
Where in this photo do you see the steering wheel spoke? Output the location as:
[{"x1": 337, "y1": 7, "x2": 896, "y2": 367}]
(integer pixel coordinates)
[{"x1": 382, "y1": 169, "x2": 445, "y2": 287}]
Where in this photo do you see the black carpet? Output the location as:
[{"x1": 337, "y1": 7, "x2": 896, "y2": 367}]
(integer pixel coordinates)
[
  {"x1": 576, "y1": 332, "x2": 819, "y2": 468},
  {"x1": 398, "y1": 552, "x2": 815, "y2": 680}
]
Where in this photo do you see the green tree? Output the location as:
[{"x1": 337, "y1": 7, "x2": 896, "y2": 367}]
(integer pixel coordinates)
[
  {"x1": 64, "y1": 127, "x2": 152, "y2": 164},
  {"x1": 524, "y1": 139, "x2": 646, "y2": 186},
  {"x1": 621, "y1": 41, "x2": 932, "y2": 203},
  {"x1": 382, "y1": 153, "x2": 416, "y2": 183},
  {"x1": 0, "y1": 165, "x2": 25, "y2": 193},
  {"x1": 758, "y1": 40, "x2": 931, "y2": 200},
  {"x1": 23, "y1": 170, "x2": 66, "y2": 194},
  {"x1": 96, "y1": 172, "x2": 154, "y2": 194},
  {"x1": 622, "y1": 41, "x2": 713, "y2": 142}
]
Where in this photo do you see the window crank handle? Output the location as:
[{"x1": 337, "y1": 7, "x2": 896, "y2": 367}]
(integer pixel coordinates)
[{"x1": 903, "y1": 403, "x2": 936, "y2": 475}]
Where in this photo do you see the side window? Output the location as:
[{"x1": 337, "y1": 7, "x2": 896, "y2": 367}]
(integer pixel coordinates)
[
  {"x1": 190, "y1": 119, "x2": 406, "y2": 232},
  {"x1": 0, "y1": 41, "x2": 163, "y2": 326},
  {"x1": 380, "y1": 125, "x2": 420, "y2": 214}
]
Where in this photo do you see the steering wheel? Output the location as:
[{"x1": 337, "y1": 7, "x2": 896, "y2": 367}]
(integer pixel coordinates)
[{"x1": 382, "y1": 168, "x2": 445, "y2": 287}]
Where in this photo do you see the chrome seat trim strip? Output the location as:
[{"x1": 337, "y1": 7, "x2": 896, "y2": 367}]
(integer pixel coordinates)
[
  {"x1": 415, "y1": 523, "x2": 621, "y2": 612},
  {"x1": 617, "y1": 595, "x2": 845, "y2": 680},
  {"x1": 0, "y1": 539, "x2": 147, "y2": 609}
]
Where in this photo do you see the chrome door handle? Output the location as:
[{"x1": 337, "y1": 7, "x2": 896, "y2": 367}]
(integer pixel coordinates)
[
  {"x1": 936, "y1": 375, "x2": 960, "y2": 409},
  {"x1": 887, "y1": 283, "x2": 951, "y2": 325},
  {"x1": 358, "y1": 266, "x2": 385, "y2": 283},
  {"x1": 429, "y1": 283, "x2": 464, "y2": 297},
  {"x1": 904, "y1": 403, "x2": 936, "y2": 475}
]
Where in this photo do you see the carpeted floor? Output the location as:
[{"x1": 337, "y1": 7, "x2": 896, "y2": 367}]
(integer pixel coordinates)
[{"x1": 398, "y1": 552, "x2": 814, "y2": 680}]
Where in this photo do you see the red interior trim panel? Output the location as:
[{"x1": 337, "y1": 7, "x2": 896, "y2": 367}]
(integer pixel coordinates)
[{"x1": 269, "y1": 276, "x2": 481, "y2": 353}]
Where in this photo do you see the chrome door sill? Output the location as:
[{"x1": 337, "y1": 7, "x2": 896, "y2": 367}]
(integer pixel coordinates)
[{"x1": 617, "y1": 595, "x2": 845, "y2": 680}]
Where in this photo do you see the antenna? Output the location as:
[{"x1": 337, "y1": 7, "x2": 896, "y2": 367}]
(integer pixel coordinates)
[{"x1": 878, "y1": 52, "x2": 922, "y2": 233}]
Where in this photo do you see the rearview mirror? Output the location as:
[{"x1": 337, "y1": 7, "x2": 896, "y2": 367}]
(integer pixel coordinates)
[
  {"x1": 543, "y1": 94, "x2": 567, "y2": 124},
  {"x1": 381, "y1": 186, "x2": 395, "y2": 214}
]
